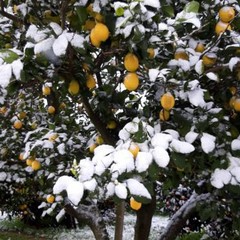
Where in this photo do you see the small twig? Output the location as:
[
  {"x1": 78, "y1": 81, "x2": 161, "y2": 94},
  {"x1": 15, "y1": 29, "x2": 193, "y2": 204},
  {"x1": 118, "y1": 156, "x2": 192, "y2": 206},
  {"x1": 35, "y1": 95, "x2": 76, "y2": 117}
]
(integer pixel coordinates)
[{"x1": 0, "y1": 0, "x2": 23, "y2": 24}]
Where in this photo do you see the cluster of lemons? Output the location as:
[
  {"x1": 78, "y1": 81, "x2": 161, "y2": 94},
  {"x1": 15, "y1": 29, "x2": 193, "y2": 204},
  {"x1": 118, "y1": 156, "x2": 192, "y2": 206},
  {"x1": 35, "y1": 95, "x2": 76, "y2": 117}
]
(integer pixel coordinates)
[
  {"x1": 159, "y1": 92, "x2": 175, "y2": 121},
  {"x1": 215, "y1": 6, "x2": 235, "y2": 35},
  {"x1": 19, "y1": 154, "x2": 41, "y2": 171},
  {"x1": 123, "y1": 53, "x2": 140, "y2": 91},
  {"x1": 229, "y1": 86, "x2": 240, "y2": 113}
]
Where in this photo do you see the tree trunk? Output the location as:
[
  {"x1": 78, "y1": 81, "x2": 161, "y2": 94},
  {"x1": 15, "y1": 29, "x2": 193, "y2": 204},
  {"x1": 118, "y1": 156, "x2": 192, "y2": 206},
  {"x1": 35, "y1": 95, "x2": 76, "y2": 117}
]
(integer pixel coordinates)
[
  {"x1": 134, "y1": 194, "x2": 157, "y2": 240},
  {"x1": 64, "y1": 202, "x2": 109, "y2": 240},
  {"x1": 114, "y1": 201, "x2": 125, "y2": 240},
  {"x1": 159, "y1": 192, "x2": 211, "y2": 240}
]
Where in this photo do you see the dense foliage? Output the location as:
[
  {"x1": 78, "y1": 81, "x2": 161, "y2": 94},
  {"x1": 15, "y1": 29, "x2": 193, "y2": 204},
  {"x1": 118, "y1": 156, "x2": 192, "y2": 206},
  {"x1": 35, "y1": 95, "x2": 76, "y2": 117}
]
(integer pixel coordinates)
[{"x1": 0, "y1": 0, "x2": 240, "y2": 238}]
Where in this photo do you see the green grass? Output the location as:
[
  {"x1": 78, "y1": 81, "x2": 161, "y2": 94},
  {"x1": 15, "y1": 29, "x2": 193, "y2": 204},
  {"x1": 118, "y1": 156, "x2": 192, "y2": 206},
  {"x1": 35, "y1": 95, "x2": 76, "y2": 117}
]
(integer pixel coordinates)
[{"x1": 0, "y1": 231, "x2": 47, "y2": 240}]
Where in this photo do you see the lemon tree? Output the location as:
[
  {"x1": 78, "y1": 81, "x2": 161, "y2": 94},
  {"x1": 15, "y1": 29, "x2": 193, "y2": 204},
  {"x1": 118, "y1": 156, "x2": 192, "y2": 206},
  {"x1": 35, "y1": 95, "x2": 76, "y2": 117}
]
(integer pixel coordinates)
[{"x1": 0, "y1": 0, "x2": 240, "y2": 240}]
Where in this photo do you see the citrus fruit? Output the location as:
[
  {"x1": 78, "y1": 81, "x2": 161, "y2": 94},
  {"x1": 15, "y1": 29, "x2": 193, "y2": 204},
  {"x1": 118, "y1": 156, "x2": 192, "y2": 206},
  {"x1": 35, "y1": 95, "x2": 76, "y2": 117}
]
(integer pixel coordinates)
[
  {"x1": 130, "y1": 197, "x2": 142, "y2": 211},
  {"x1": 219, "y1": 6, "x2": 235, "y2": 23},
  {"x1": 215, "y1": 21, "x2": 231, "y2": 35},
  {"x1": 26, "y1": 158, "x2": 34, "y2": 166},
  {"x1": 174, "y1": 48, "x2": 189, "y2": 60},
  {"x1": 13, "y1": 120, "x2": 23, "y2": 129},
  {"x1": 124, "y1": 53, "x2": 139, "y2": 72},
  {"x1": 233, "y1": 98, "x2": 240, "y2": 112},
  {"x1": 90, "y1": 28, "x2": 101, "y2": 47},
  {"x1": 42, "y1": 85, "x2": 51, "y2": 95},
  {"x1": 46, "y1": 194, "x2": 55, "y2": 203},
  {"x1": 86, "y1": 74, "x2": 96, "y2": 89},
  {"x1": 83, "y1": 19, "x2": 96, "y2": 31},
  {"x1": 128, "y1": 143, "x2": 140, "y2": 158},
  {"x1": 31, "y1": 160, "x2": 41, "y2": 170},
  {"x1": 48, "y1": 133, "x2": 58, "y2": 142},
  {"x1": 18, "y1": 112, "x2": 26, "y2": 119},
  {"x1": 47, "y1": 106, "x2": 55, "y2": 114},
  {"x1": 160, "y1": 93, "x2": 175, "y2": 111},
  {"x1": 202, "y1": 53, "x2": 217, "y2": 67},
  {"x1": 89, "y1": 143, "x2": 97, "y2": 153},
  {"x1": 19, "y1": 153, "x2": 25, "y2": 161},
  {"x1": 68, "y1": 79, "x2": 80, "y2": 95},
  {"x1": 0, "y1": 106, "x2": 7, "y2": 115},
  {"x1": 195, "y1": 43, "x2": 205, "y2": 53},
  {"x1": 229, "y1": 96, "x2": 236, "y2": 108},
  {"x1": 159, "y1": 109, "x2": 170, "y2": 121},
  {"x1": 96, "y1": 135, "x2": 104, "y2": 145},
  {"x1": 147, "y1": 48, "x2": 155, "y2": 59},
  {"x1": 107, "y1": 120, "x2": 117, "y2": 129},
  {"x1": 123, "y1": 73, "x2": 139, "y2": 91}
]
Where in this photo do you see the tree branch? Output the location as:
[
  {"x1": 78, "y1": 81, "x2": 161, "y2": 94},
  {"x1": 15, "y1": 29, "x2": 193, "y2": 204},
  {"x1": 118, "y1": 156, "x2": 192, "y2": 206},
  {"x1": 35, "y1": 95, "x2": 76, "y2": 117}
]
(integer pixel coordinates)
[
  {"x1": 60, "y1": 0, "x2": 70, "y2": 29},
  {"x1": 64, "y1": 201, "x2": 110, "y2": 240},
  {"x1": 0, "y1": 0, "x2": 23, "y2": 24},
  {"x1": 159, "y1": 192, "x2": 212, "y2": 240}
]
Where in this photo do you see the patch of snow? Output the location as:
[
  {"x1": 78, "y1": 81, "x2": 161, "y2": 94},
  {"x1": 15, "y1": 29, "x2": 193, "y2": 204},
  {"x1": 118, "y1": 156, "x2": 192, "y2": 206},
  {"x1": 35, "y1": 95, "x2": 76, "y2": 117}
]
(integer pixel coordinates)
[
  {"x1": 115, "y1": 183, "x2": 128, "y2": 199},
  {"x1": 135, "y1": 152, "x2": 153, "y2": 172},
  {"x1": 201, "y1": 133, "x2": 216, "y2": 154},
  {"x1": 152, "y1": 146, "x2": 170, "y2": 168},
  {"x1": 170, "y1": 139, "x2": 195, "y2": 154},
  {"x1": 231, "y1": 139, "x2": 240, "y2": 151},
  {"x1": 126, "y1": 178, "x2": 151, "y2": 199},
  {"x1": 211, "y1": 168, "x2": 231, "y2": 189}
]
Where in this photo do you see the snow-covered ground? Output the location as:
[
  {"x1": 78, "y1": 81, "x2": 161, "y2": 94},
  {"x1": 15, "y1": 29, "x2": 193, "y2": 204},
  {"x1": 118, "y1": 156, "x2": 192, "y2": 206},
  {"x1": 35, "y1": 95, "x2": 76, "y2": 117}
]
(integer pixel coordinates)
[
  {"x1": 0, "y1": 212, "x2": 169, "y2": 239},
  {"x1": 53, "y1": 214, "x2": 169, "y2": 240}
]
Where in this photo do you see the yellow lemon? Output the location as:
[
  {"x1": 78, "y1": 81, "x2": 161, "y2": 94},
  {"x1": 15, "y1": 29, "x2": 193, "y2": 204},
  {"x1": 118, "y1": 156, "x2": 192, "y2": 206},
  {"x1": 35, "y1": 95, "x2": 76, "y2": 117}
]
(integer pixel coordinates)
[
  {"x1": 219, "y1": 6, "x2": 235, "y2": 23},
  {"x1": 195, "y1": 43, "x2": 205, "y2": 53},
  {"x1": 13, "y1": 120, "x2": 23, "y2": 129},
  {"x1": 89, "y1": 143, "x2": 97, "y2": 153},
  {"x1": 86, "y1": 74, "x2": 96, "y2": 89},
  {"x1": 68, "y1": 79, "x2": 80, "y2": 95},
  {"x1": 42, "y1": 85, "x2": 51, "y2": 95},
  {"x1": 160, "y1": 93, "x2": 175, "y2": 111},
  {"x1": 46, "y1": 195, "x2": 55, "y2": 203},
  {"x1": 31, "y1": 160, "x2": 41, "y2": 170},
  {"x1": 202, "y1": 53, "x2": 217, "y2": 67},
  {"x1": 233, "y1": 98, "x2": 240, "y2": 112},
  {"x1": 107, "y1": 120, "x2": 117, "y2": 129},
  {"x1": 19, "y1": 153, "x2": 25, "y2": 161},
  {"x1": 26, "y1": 158, "x2": 34, "y2": 166},
  {"x1": 18, "y1": 112, "x2": 26, "y2": 119},
  {"x1": 174, "y1": 48, "x2": 189, "y2": 60},
  {"x1": 130, "y1": 197, "x2": 142, "y2": 211},
  {"x1": 92, "y1": 23, "x2": 109, "y2": 42},
  {"x1": 129, "y1": 143, "x2": 140, "y2": 158},
  {"x1": 215, "y1": 21, "x2": 231, "y2": 35},
  {"x1": 96, "y1": 135, "x2": 104, "y2": 145},
  {"x1": 47, "y1": 106, "x2": 55, "y2": 114},
  {"x1": 147, "y1": 48, "x2": 155, "y2": 59},
  {"x1": 124, "y1": 53, "x2": 139, "y2": 72},
  {"x1": 123, "y1": 73, "x2": 139, "y2": 91},
  {"x1": 159, "y1": 109, "x2": 170, "y2": 121},
  {"x1": 0, "y1": 106, "x2": 7, "y2": 115}
]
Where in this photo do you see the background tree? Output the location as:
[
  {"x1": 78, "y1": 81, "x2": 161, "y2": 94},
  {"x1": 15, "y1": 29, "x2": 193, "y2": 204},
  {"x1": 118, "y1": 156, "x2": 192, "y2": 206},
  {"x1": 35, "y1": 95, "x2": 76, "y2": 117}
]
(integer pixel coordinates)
[{"x1": 0, "y1": 0, "x2": 240, "y2": 239}]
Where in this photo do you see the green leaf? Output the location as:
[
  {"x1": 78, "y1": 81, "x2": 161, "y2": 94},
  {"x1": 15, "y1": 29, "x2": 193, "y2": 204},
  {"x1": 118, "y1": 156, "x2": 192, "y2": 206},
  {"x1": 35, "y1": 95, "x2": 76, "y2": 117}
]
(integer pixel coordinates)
[
  {"x1": 162, "y1": 5, "x2": 175, "y2": 17},
  {"x1": 6, "y1": 80, "x2": 20, "y2": 96},
  {"x1": 115, "y1": 7, "x2": 124, "y2": 17},
  {"x1": 0, "y1": 49, "x2": 19, "y2": 63},
  {"x1": 76, "y1": 6, "x2": 88, "y2": 26},
  {"x1": 184, "y1": 1, "x2": 200, "y2": 13},
  {"x1": 132, "y1": 122, "x2": 148, "y2": 143}
]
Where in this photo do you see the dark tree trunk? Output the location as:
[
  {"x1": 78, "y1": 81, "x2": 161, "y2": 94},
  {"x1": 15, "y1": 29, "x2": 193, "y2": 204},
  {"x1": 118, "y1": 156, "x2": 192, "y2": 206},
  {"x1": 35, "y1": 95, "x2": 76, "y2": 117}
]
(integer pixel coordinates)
[
  {"x1": 64, "y1": 202, "x2": 110, "y2": 240},
  {"x1": 134, "y1": 194, "x2": 157, "y2": 240},
  {"x1": 159, "y1": 192, "x2": 211, "y2": 240},
  {"x1": 114, "y1": 201, "x2": 125, "y2": 240}
]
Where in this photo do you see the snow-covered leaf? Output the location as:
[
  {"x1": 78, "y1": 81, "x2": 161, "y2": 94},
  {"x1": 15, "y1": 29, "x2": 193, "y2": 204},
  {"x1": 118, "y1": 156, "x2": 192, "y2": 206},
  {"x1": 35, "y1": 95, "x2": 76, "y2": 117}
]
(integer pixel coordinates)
[
  {"x1": 206, "y1": 72, "x2": 219, "y2": 81},
  {"x1": 53, "y1": 34, "x2": 68, "y2": 56},
  {"x1": 201, "y1": 133, "x2": 216, "y2": 154},
  {"x1": 170, "y1": 139, "x2": 195, "y2": 154},
  {"x1": 0, "y1": 49, "x2": 19, "y2": 63},
  {"x1": 135, "y1": 152, "x2": 153, "y2": 172},
  {"x1": 231, "y1": 139, "x2": 240, "y2": 151},
  {"x1": 148, "y1": 69, "x2": 159, "y2": 82},
  {"x1": 211, "y1": 168, "x2": 231, "y2": 189},
  {"x1": 0, "y1": 64, "x2": 12, "y2": 88},
  {"x1": 83, "y1": 178, "x2": 97, "y2": 192},
  {"x1": 66, "y1": 181, "x2": 84, "y2": 205},
  {"x1": 115, "y1": 183, "x2": 127, "y2": 199},
  {"x1": 79, "y1": 158, "x2": 95, "y2": 181},
  {"x1": 127, "y1": 178, "x2": 151, "y2": 199},
  {"x1": 152, "y1": 146, "x2": 170, "y2": 168},
  {"x1": 151, "y1": 133, "x2": 173, "y2": 149},
  {"x1": 229, "y1": 57, "x2": 240, "y2": 71}
]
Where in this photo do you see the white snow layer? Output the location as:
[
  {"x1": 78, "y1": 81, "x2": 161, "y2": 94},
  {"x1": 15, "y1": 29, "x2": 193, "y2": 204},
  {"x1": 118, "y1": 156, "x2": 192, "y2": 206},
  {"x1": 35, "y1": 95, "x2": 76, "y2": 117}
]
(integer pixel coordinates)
[
  {"x1": 53, "y1": 176, "x2": 84, "y2": 205},
  {"x1": 126, "y1": 178, "x2": 151, "y2": 199},
  {"x1": 231, "y1": 139, "x2": 240, "y2": 151},
  {"x1": 115, "y1": 183, "x2": 128, "y2": 199},
  {"x1": 211, "y1": 168, "x2": 231, "y2": 189},
  {"x1": 135, "y1": 152, "x2": 153, "y2": 172},
  {"x1": 201, "y1": 133, "x2": 216, "y2": 154},
  {"x1": 152, "y1": 146, "x2": 170, "y2": 168},
  {"x1": 170, "y1": 139, "x2": 195, "y2": 154}
]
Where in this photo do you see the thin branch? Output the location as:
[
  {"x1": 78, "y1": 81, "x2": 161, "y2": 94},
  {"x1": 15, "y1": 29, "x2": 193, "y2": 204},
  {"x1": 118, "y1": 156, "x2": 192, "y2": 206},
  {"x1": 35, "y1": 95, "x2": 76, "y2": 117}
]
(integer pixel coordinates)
[
  {"x1": 0, "y1": 0, "x2": 23, "y2": 24},
  {"x1": 60, "y1": 0, "x2": 70, "y2": 29}
]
